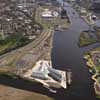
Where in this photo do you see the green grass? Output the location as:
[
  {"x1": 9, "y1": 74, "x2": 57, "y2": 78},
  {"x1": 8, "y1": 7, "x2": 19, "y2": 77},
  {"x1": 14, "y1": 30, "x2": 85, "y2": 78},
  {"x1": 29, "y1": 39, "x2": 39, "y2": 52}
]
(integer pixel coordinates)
[
  {"x1": 0, "y1": 34, "x2": 31, "y2": 55},
  {"x1": 96, "y1": 66, "x2": 100, "y2": 72},
  {"x1": 79, "y1": 37, "x2": 97, "y2": 46},
  {"x1": 79, "y1": 31, "x2": 97, "y2": 47}
]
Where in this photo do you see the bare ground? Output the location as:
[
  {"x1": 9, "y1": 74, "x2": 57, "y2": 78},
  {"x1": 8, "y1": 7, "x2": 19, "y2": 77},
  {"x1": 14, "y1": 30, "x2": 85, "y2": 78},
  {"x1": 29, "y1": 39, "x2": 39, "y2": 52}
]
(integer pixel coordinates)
[{"x1": 0, "y1": 84, "x2": 53, "y2": 100}]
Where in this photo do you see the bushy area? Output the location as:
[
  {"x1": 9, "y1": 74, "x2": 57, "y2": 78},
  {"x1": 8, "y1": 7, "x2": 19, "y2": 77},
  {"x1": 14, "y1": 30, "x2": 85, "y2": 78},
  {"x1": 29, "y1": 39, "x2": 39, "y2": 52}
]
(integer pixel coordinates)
[
  {"x1": 0, "y1": 34, "x2": 31, "y2": 55},
  {"x1": 79, "y1": 31, "x2": 97, "y2": 47}
]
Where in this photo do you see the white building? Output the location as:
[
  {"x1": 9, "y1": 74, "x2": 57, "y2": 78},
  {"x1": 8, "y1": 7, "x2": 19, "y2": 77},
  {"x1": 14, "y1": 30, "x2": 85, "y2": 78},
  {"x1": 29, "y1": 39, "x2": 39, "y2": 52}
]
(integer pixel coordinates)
[
  {"x1": 42, "y1": 9, "x2": 53, "y2": 18},
  {"x1": 41, "y1": 9, "x2": 59, "y2": 18}
]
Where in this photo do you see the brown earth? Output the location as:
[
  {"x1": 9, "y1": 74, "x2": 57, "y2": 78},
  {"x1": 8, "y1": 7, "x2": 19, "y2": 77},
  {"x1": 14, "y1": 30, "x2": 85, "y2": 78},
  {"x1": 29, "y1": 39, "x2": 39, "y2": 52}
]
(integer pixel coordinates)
[{"x1": 0, "y1": 84, "x2": 53, "y2": 100}]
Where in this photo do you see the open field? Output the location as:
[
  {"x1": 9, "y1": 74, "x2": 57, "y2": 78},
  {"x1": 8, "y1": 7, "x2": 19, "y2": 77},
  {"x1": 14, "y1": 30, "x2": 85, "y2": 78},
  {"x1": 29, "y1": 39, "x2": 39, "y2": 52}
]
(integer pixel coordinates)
[
  {"x1": 0, "y1": 84, "x2": 53, "y2": 100},
  {"x1": 0, "y1": 34, "x2": 31, "y2": 55},
  {"x1": 79, "y1": 30, "x2": 98, "y2": 47}
]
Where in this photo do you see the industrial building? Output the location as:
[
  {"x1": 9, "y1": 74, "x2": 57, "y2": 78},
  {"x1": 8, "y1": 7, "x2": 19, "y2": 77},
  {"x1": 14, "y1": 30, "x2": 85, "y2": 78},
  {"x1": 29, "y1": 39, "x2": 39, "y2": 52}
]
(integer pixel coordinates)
[
  {"x1": 48, "y1": 67, "x2": 62, "y2": 82},
  {"x1": 24, "y1": 60, "x2": 67, "y2": 89}
]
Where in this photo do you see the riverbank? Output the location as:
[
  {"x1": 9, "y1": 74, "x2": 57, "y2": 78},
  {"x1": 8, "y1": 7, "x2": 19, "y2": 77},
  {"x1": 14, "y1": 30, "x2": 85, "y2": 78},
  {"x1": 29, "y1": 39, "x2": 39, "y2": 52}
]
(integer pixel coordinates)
[
  {"x1": 84, "y1": 49, "x2": 100, "y2": 98},
  {"x1": 71, "y1": 1, "x2": 93, "y2": 25},
  {"x1": 78, "y1": 30, "x2": 98, "y2": 47}
]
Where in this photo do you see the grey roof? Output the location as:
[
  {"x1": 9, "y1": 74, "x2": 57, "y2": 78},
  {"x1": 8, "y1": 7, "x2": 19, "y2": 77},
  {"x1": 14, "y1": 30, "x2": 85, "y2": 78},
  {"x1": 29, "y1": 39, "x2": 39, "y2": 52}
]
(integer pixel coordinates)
[
  {"x1": 31, "y1": 72, "x2": 48, "y2": 80},
  {"x1": 48, "y1": 68, "x2": 62, "y2": 82}
]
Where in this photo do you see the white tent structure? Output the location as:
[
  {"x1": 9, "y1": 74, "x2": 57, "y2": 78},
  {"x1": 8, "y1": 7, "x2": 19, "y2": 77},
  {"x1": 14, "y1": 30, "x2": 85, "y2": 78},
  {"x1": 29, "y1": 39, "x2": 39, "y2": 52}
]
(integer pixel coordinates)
[{"x1": 42, "y1": 9, "x2": 53, "y2": 18}]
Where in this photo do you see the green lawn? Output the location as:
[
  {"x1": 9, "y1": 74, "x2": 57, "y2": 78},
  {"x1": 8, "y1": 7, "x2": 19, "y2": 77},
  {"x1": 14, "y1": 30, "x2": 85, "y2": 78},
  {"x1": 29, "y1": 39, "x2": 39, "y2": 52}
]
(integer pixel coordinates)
[
  {"x1": 79, "y1": 37, "x2": 97, "y2": 47},
  {"x1": 24, "y1": 95, "x2": 54, "y2": 100},
  {"x1": 0, "y1": 34, "x2": 31, "y2": 55},
  {"x1": 96, "y1": 66, "x2": 100, "y2": 73},
  {"x1": 79, "y1": 31, "x2": 97, "y2": 47},
  {"x1": 96, "y1": 95, "x2": 100, "y2": 99}
]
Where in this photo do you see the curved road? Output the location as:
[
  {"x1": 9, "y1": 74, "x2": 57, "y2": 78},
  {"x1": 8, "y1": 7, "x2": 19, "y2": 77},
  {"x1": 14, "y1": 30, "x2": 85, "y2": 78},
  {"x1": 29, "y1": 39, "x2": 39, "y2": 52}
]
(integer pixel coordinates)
[{"x1": 52, "y1": 2, "x2": 99, "y2": 100}]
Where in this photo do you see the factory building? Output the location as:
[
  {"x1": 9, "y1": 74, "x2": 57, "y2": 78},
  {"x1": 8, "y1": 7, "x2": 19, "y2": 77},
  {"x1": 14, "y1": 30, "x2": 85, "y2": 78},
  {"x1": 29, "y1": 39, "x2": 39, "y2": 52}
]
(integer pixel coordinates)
[
  {"x1": 48, "y1": 67, "x2": 62, "y2": 82},
  {"x1": 31, "y1": 72, "x2": 48, "y2": 80}
]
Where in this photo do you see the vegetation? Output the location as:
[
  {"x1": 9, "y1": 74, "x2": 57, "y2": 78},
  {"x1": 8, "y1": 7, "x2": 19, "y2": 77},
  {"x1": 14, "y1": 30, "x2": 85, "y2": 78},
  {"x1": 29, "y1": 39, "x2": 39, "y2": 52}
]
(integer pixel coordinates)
[
  {"x1": 93, "y1": 47, "x2": 100, "y2": 51},
  {"x1": 96, "y1": 95, "x2": 100, "y2": 99},
  {"x1": 79, "y1": 31, "x2": 98, "y2": 47},
  {"x1": 84, "y1": 47, "x2": 100, "y2": 98},
  {"x1": 0, "y1": 34, "x2": 31, "y2": 55},
  {"x1": 96, "y1": 66, "x2": 100, "y2": 73},
  {"x1": 79, "y1": 37, "x2": 97, "y2": 47}
]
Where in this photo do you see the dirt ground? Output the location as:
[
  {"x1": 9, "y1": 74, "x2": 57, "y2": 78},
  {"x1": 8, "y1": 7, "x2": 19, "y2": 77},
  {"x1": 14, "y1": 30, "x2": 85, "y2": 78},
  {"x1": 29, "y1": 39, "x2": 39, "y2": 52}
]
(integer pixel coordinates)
[{"x1": 0, "y1": 85, "x2": 53, "y2": 100}]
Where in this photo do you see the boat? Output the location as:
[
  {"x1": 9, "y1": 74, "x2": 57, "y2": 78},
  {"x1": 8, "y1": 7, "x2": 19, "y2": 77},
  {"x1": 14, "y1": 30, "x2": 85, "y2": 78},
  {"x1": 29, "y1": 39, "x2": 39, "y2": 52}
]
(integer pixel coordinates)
[
  {"x1": 43, "y1": 85, "x2": 57, "y2": 93},
  {"x1": 49, "y1": 88, "x2": 57, "y2": 93},
  {"x1": 67, "y1": 69, "x2": 72, "y2": 85}
]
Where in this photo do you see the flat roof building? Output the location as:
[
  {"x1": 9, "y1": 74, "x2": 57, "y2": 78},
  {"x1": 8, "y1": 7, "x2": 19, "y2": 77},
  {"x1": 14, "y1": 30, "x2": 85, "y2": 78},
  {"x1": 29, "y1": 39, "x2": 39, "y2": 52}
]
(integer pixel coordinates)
[
  {"x1": 31, "y1": 71, "x2": 48, "y2": 80},
  {"x1": 48, "y1": 67, "x2": 62, "y2": 82}
]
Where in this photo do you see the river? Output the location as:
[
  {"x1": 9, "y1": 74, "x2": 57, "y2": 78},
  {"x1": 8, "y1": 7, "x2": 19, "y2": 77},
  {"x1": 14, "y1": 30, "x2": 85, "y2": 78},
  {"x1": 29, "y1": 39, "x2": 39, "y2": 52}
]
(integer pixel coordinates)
[
  {"x1": 52, "y1": 1, "x2": 100, "y2": 100},
  {"x1": 0, "y1": 1, "x2": 99, "y2": 100}
]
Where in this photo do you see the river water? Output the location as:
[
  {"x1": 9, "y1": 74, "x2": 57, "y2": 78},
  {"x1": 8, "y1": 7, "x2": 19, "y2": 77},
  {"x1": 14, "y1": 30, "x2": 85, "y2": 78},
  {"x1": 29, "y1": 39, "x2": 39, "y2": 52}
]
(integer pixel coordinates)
[
  {"x1": 0, "y1": 1, "x2": 99, "y2": 100},
  {"x1": 52, "y1": 1, "x2": 100, "y2": 100}
]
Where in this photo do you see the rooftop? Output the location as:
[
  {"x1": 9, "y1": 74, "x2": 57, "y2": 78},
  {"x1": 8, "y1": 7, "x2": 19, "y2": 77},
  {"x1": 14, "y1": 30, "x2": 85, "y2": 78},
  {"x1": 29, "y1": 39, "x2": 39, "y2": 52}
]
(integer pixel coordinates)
[{"x1": 24, "y1": 60, "x2": 67, "y2": 89}]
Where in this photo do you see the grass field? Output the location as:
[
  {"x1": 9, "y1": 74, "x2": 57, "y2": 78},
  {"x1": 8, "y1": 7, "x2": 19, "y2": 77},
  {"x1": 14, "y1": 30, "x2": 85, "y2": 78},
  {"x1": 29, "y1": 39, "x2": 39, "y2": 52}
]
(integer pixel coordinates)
[
  {"x1": 0, "y1": 34, "x2": 31, "y2": 55},
  {"x1": 79, "y1": 31, "x2": 98, "y2": 47}
]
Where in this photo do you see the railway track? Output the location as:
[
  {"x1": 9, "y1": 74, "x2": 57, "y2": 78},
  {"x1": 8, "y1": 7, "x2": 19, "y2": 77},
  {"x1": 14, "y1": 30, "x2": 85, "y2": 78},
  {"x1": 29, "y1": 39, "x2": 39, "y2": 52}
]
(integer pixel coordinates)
[{"x1": 0, "y1": 29, "x2": 53, "y2": 67}]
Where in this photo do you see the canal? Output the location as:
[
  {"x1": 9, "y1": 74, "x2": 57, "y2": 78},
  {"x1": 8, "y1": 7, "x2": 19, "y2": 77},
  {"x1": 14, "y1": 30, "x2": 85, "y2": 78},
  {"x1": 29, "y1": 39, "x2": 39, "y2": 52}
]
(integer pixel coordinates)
[{"x1": 52, "y1": 1, "x2": 100, "y2": 100}]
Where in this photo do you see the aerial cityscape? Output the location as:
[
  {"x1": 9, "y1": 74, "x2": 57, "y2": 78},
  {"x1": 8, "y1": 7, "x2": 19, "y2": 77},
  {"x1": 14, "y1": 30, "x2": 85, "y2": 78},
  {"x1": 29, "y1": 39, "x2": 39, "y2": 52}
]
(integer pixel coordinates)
[{"x1": 0, "y1": 0, "x2": 100, "y2": 100}]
